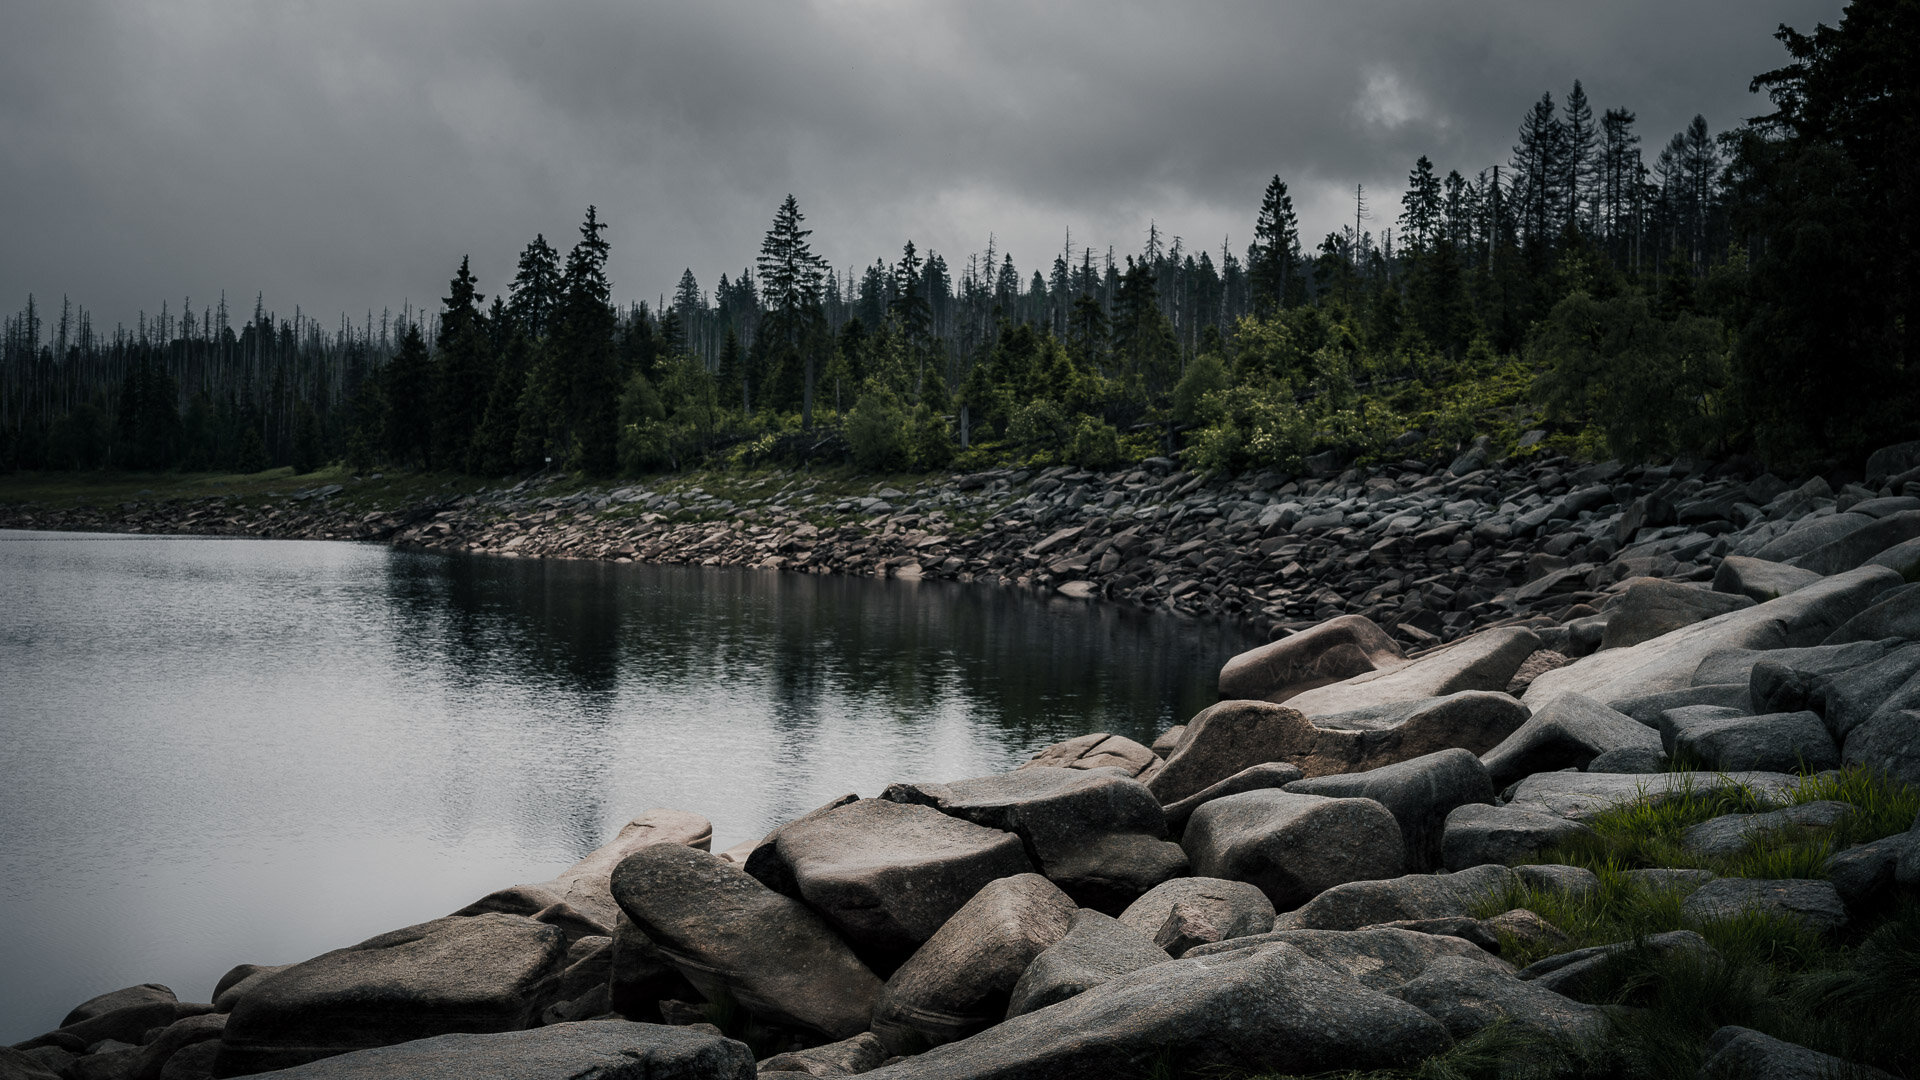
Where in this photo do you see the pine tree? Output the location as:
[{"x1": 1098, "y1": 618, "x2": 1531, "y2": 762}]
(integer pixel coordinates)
[
  {"x1": 508, "y1": 234, "x2": 561, "y2": 339},
  {"x1": 1512, "y1": 92, "x2": 1566, "y2": 253},
  {"x1": 756, "y1": 195, "x2": 826, "y2": 427},
  {"x1": 383, "y1": 322, "x2": 431, "y2": 467},
  {"x1": 1398, "y1": 156, "x2": 1443, "y2": 252},
  {"x1": 554, "y1": 206, "x2": 619, "y2": 474},
  {"x1": 1562, "y1": 81, "x2": 1597, "y2": 232},
  {"x1": 1249, "y1": 176, "x2": 1300, "y2": 314},
  {"x1": 431, "y1": 255, "x2": 491, "y2": 470}
]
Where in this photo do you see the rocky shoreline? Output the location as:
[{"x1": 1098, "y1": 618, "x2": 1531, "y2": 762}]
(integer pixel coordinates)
[
  {"x1": 7, "y1": 440, "x2": 1920, "y2": 1079},
  {"x1": 10, "y1": 437, "x2": 1920, "y2": 653}
]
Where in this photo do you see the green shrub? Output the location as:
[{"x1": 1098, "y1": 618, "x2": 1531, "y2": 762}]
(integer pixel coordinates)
[
  {"x1": 1006, "y1": 398, "x2": 1069, "y2": 455},
  {"x1": 908, "y1": 403, "x2": 954, "y2": 470},
  {"x1": 846, "y1": 382, "x2": 910, "y2": 471},
  {"x1": 1065, "y1": 416, "x2": 1123, "y2": 469}
]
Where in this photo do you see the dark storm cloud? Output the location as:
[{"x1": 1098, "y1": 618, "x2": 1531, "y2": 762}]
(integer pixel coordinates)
[{"x1": 0, "y1": 0, "x2": 1844, "y2": 327}]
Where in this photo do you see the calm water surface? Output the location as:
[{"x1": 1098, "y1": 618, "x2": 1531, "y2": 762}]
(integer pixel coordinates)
[{"x1": 0, "y1": 529, "x2": 1258, "y2": 1040}]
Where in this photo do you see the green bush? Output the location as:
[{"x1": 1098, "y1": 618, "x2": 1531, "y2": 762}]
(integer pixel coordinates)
[
  {"x1": 1065, "y1": 416, "x2": 1123, "y2": 469},
  {"x1": 1006, "y1": 398, "x2": 1069, "y2": 455},
  {"x1": 1171, "y1": 350, "x2": 1229, "y2": 425},
  {"x1": 908, "y1": 403, "x2": 954, "y2": 470},
  {"x1": 846, "y1": 382, "x2": 910, "y2": 471}
]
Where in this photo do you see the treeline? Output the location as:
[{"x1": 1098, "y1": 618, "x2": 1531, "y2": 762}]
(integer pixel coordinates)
[{"x1": 3, "y1": 0, "x2": 1911, "y2": 478}]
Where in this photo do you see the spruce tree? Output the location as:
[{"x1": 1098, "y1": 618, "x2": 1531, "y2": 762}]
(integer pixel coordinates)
[
  {"x1": 1249, "y1": 176, "x2": 1299, "y2": 314},
  {"x1": 756, "y1": 195, "x2": 826, "y2": 427}
]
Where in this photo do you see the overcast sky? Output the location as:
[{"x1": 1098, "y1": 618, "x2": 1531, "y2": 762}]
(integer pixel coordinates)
[{"x1": 0, "y1": 0, "x2": 1846, "y2": 332}]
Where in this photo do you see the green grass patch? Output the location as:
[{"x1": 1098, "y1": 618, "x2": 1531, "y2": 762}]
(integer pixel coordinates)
[{"x1": 1789, "y1": 766, "x2": 1920, "y2": 845}]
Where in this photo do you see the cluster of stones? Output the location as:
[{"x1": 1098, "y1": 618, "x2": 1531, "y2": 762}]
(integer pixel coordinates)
[
  {"x1": 11, "y1": 438, "x2": 1920, "y2": 652},
  {"x1": 12, "y1": 478, "x2": 1920, "y2": 1079}
]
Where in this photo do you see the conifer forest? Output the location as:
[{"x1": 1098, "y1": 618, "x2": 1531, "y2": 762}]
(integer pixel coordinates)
[{"x1": 2, "y1": 2, "x2": 1913, "y2": 481}]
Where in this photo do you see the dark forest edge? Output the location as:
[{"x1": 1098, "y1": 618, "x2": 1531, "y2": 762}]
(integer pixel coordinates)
[{"x1": 1, "y1": 3, "x2": 1912, "y2": 491}]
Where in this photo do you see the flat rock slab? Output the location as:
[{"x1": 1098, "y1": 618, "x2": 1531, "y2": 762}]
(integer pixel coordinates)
[
  {"x1": 1286, "y1": 864, "x2": 1519, "y2": 931},
  {"x1": 1502, "y1": 771, "x2": 1799, "y2": 823},
  {"x1": 1006, "y1": 910, "x2": 1168, "y2": 1019},
  {"x1": 1713, "y1": 556, "x2": 1823, "y2": 604},
  {"x1": 1670, "y1": 710, "x2": 1839, "y2": 773},
  {"x1": 457, "y1": 809, "x2": 713, "y2": 935},
  {"x1": 1016, "y1": 733, "x2": 1157, "y2": 777},
  {"x1": 1791, "y1": 510, "x2": 1920, "y2": 576},
  {"x1": 1182, "y1": 791, "x2": 1404, "y2": 911},
  {"x1": 1701, "y1": 1025, "x2": 1895, "y2": 1080},
  {"x1": 1681, "y1": 878, "x2": 1849, "y2": 934},
  {"x1": 1282, "y1": 627, "x2": 1541, "y2": 718},
  {"x1": 1147, "y1": 692, "x2": 1525, "y2": 804},
  {"x1": 1186, "y1": 927, "x2": 1510, "y2": 990},
  {"x1": 1682, "y1": 801, "x2": 1852, "y2": 859},
  {"x1": 1284, "y1": 748, "x2": 1494, "y2": 872},
  {"x1": 1522, "y1": 567, "x2": 1901, "y2": 708},
  {"x1": 883, "y1": 769, "x2": 1183, "y2": 912},
  {"x1": 1479, "y1": 692, "x2": 1661, "y2": 788},
  {"x1": 1217, "y1": 614, "x2": 1405, "y2": 703},
  {"x1": 214, "y1": 914, "x2": 570, "y2": 1075},
  {"x1": 857, "y1": 943, "x2": 1451, "y2": 1080},
  {"x1": 1162, "y1": 762, "x2": 1304, "y2": 834},
  {"x1": 243, "y1": 1021, "x2": 754, "y2": 1080},
  {"x1": 871, "y1": 875, "x2": 1075, "y2": 1052},
  {"x1": 776, "y1": 799, "x2": 1033, "y2": 966},
  {"x1": 1600, "y1": 579, "x2": 1755, "y2": 650},
  {"x1": 1395, "y1": 956, "x2": 1605, "y2": 1047},
  {"x1": 1441, "y1": 803, "x2": 1596, "y2": 872},
  {"x1": 759, "y1": 1032, "x2": 890, "y2": 1077},
  {"x1": 610, "y1": 845, "x2": 882, "y2": 1040}
]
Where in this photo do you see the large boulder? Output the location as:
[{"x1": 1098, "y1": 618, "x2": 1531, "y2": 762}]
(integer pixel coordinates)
[
  {"x1": 1217, "y1": 615, "x2": 1405, "y2": 703},
  {"x1": 772, "y1": 799, "x2": 1032, "y2": 968},
  {"x1": 59, "y1": 984, "x2": 181, "y2": 1028},
  {"x1": 1017, "y1": 733, "x2": 1157, "y2": 778},
  {"x1": 1186, "y1": 926, "x2": 1509, "y2": 989},
  {"x1": 1281, "y1": 627, "x2": 1541, "y2": 718},
  {"x1": 609, "y1": 845, "x2": 882, "y2": 1040},
  {"x1": 1844, "y1": 706, "x2": 1920, "y2": 787},
  {"x1": 870, "y1": 875, "x2": 1076, "y2": 1053},
  {"x1": 455, "y1": 809, "x2": 713, "y2": 936},
  {"x1": 1713, "y1": 556, "x2": 1823, "y2": 604},
  {"x1": 1681, "y1": 878, "x2": 1848, "y2": 934},
  {"x1": 232, "y1": 1020, "x2": 754, "y2": 1080},
  {"x1": 1600, "y1": 580, "x2": 1755, "y2": 650},
  {"x1": 1791, "y1": 510, "x2": 1920, "y2": 576},
  {"x1": 1285, "y1": 864, "x2": 1518, "y2": 931},
  {"x1": 1502, "y1": 770, "x2": 1799, "y2": 822},
  {"x1": 1823, "y1": 582, "x2": 1920, "y2": 645},
  {"x1": 214, "y1": 914, "x2": 572, "y2": 1075},
  {"x1": 1161, "y1": 763, "x2": 1304, "y2": 835},
  {"x1": 1181, "y1": 791, "x2": 1404, "y2": 910},
  {"x1": 1441, "y1": 803, "x2": 1597, "y2": 871},
  {"x1": 1479, "y1": 693, "x2": 1663, "y2": 788},
  {"x1": 738, "y1": 794, "x2": 861, "y2": 892},
  {"x1": 1005, "y1": 910, "x2": 1169, "y2": 1019},
  {"x1": 606, "y1": 915, "x2": 698, "y2": 1021},
  {"x1": 1283, "y1": 749, "x2": 1495, "y2": 871},
  {"x1": 1147, "y1": 693, "x2": 1525, "y2": 803},
  {"x1": 1667, "y1": 709, "x2": 1839, "y2": 773},
  {"x1": 1523, "y1": 567, "x2": 1902, "y2": 708},
  {"x1": 1394, "y1": 955, "x2": 1606, "y2": 1048},
  {"x1": 758, "y1": 1033, "x2": 890, "y2": 1077},
  {"x1": 855, "y1": 943, "x2": 1451, "y2": 1080},
  {"x1": 883, "y1": 770, "x2": 1184, "y2": 913},
  {"x1": 1700, "y1": 1026, "x2": 1894, "y2": 1080},
  {"x1": 1754, "y1": 512, "x2": 1879, "y2": 564},
  {"x1": 1115, "y1": 878, "x2": 1275, "y2": 956},
  {"x1": 16, "y1": 985, "x2": 210, "y2": 1055}
]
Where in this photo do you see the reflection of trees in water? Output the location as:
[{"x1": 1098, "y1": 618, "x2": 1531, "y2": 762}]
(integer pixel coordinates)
[
  {"x1": 373, "y1": 552, "x2": 1260, "y2": 854},
  {"x1": 386, "y1": 553, "x2": 1255, "y2": 750}
]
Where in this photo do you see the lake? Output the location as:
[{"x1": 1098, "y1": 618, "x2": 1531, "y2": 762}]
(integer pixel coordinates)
[{"x1": 0, "y1": 530, "x2": 1259, "y2": 1040}]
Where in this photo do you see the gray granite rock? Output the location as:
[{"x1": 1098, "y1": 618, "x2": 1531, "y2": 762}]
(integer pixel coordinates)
[
  {"x1": 1480, "y1": 692, "x2": 1661, "y2": 788},
  {"x1": 1700, "y1": 1025, "x2": 1893, "y2": 1080},
  {"x1": 214, "y1": 913, "x2": 572, "y2": 1075},
  {"x1": 870, "y1": 874, "x2": 1076, "y2": 1053},
  {"x1": 855, "y1": 943, "x2": 1451, "y2": 1080},
  {"x1": 758, "y1": 1032, "x2": 890, "y2": 1077},
  {"x1": 233, "y1": 1021, "x2": 753, "y2": 1080},
  {"x1": 1182, "y1": 791, "x2": 1405, "y2": 910},
  {"x1": 1441, "y1": 804, "x2": 1597, "y2": 871},
  {"x1": 1600, "y1": 579, "x2": 1756, "y2": 650},
  {"x1": 610, "y1": 845, "x2": 882, "y2": 1040},
  {"x1": 1502, "y1": 771, "x2": 1798, "y2": 822},
  {"x1": 1670, "y1": 710, "x2": 1840, "y2": 773},
  {"x1": 1681, "y1": 801, "x2": 1852, "y2": 859},
  {"x1": 774, "y1": 799, "x2": 1033, "y2": 967},
  {"x1": 883, "y1": 769, "x2": 1184, "y2": 913},
  {"x1": 1283, "y1": 627, "x2": 1542, "y2": 718},
  {"x1": 1004, "y1": 911, "x2": 1168, "y2": 1019},
  {"x1": 1284, "y1": 749, "x2": 1494, "y2": 871},
  {"x1": 1161, "y1": 762, "x2": 1304, "y2": 834},
  {"x1": 1286, "y1": 864, "x2": 1518, "y2": 931},
  {"x1": 1681, "y1": 878, "x2": 1848, "y2": 934},
  {"x1": 1712, "y1": 556, "x2": 1822, "y2": 603},
  {"x1": 1017, "y1": 733, "x2": 1158, "y2": 778},
  {"x1": 1217, "y1": 614, "x2": 1405, "y2": 703},
  {"x1": 455, "y1": 809, "x2": 713, "y2": 936},
  {"x1": 1395, "y1": 955, "x2": 1605, "y2": 1048},
  {"x1": 1115, "y1": 877, "x2": 1274, "y2": 954}
]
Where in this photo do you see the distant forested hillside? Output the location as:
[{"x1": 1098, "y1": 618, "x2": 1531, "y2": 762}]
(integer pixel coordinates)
[{"x1": 2, "y1": 0, "x2": 1912, "y2": 478}]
